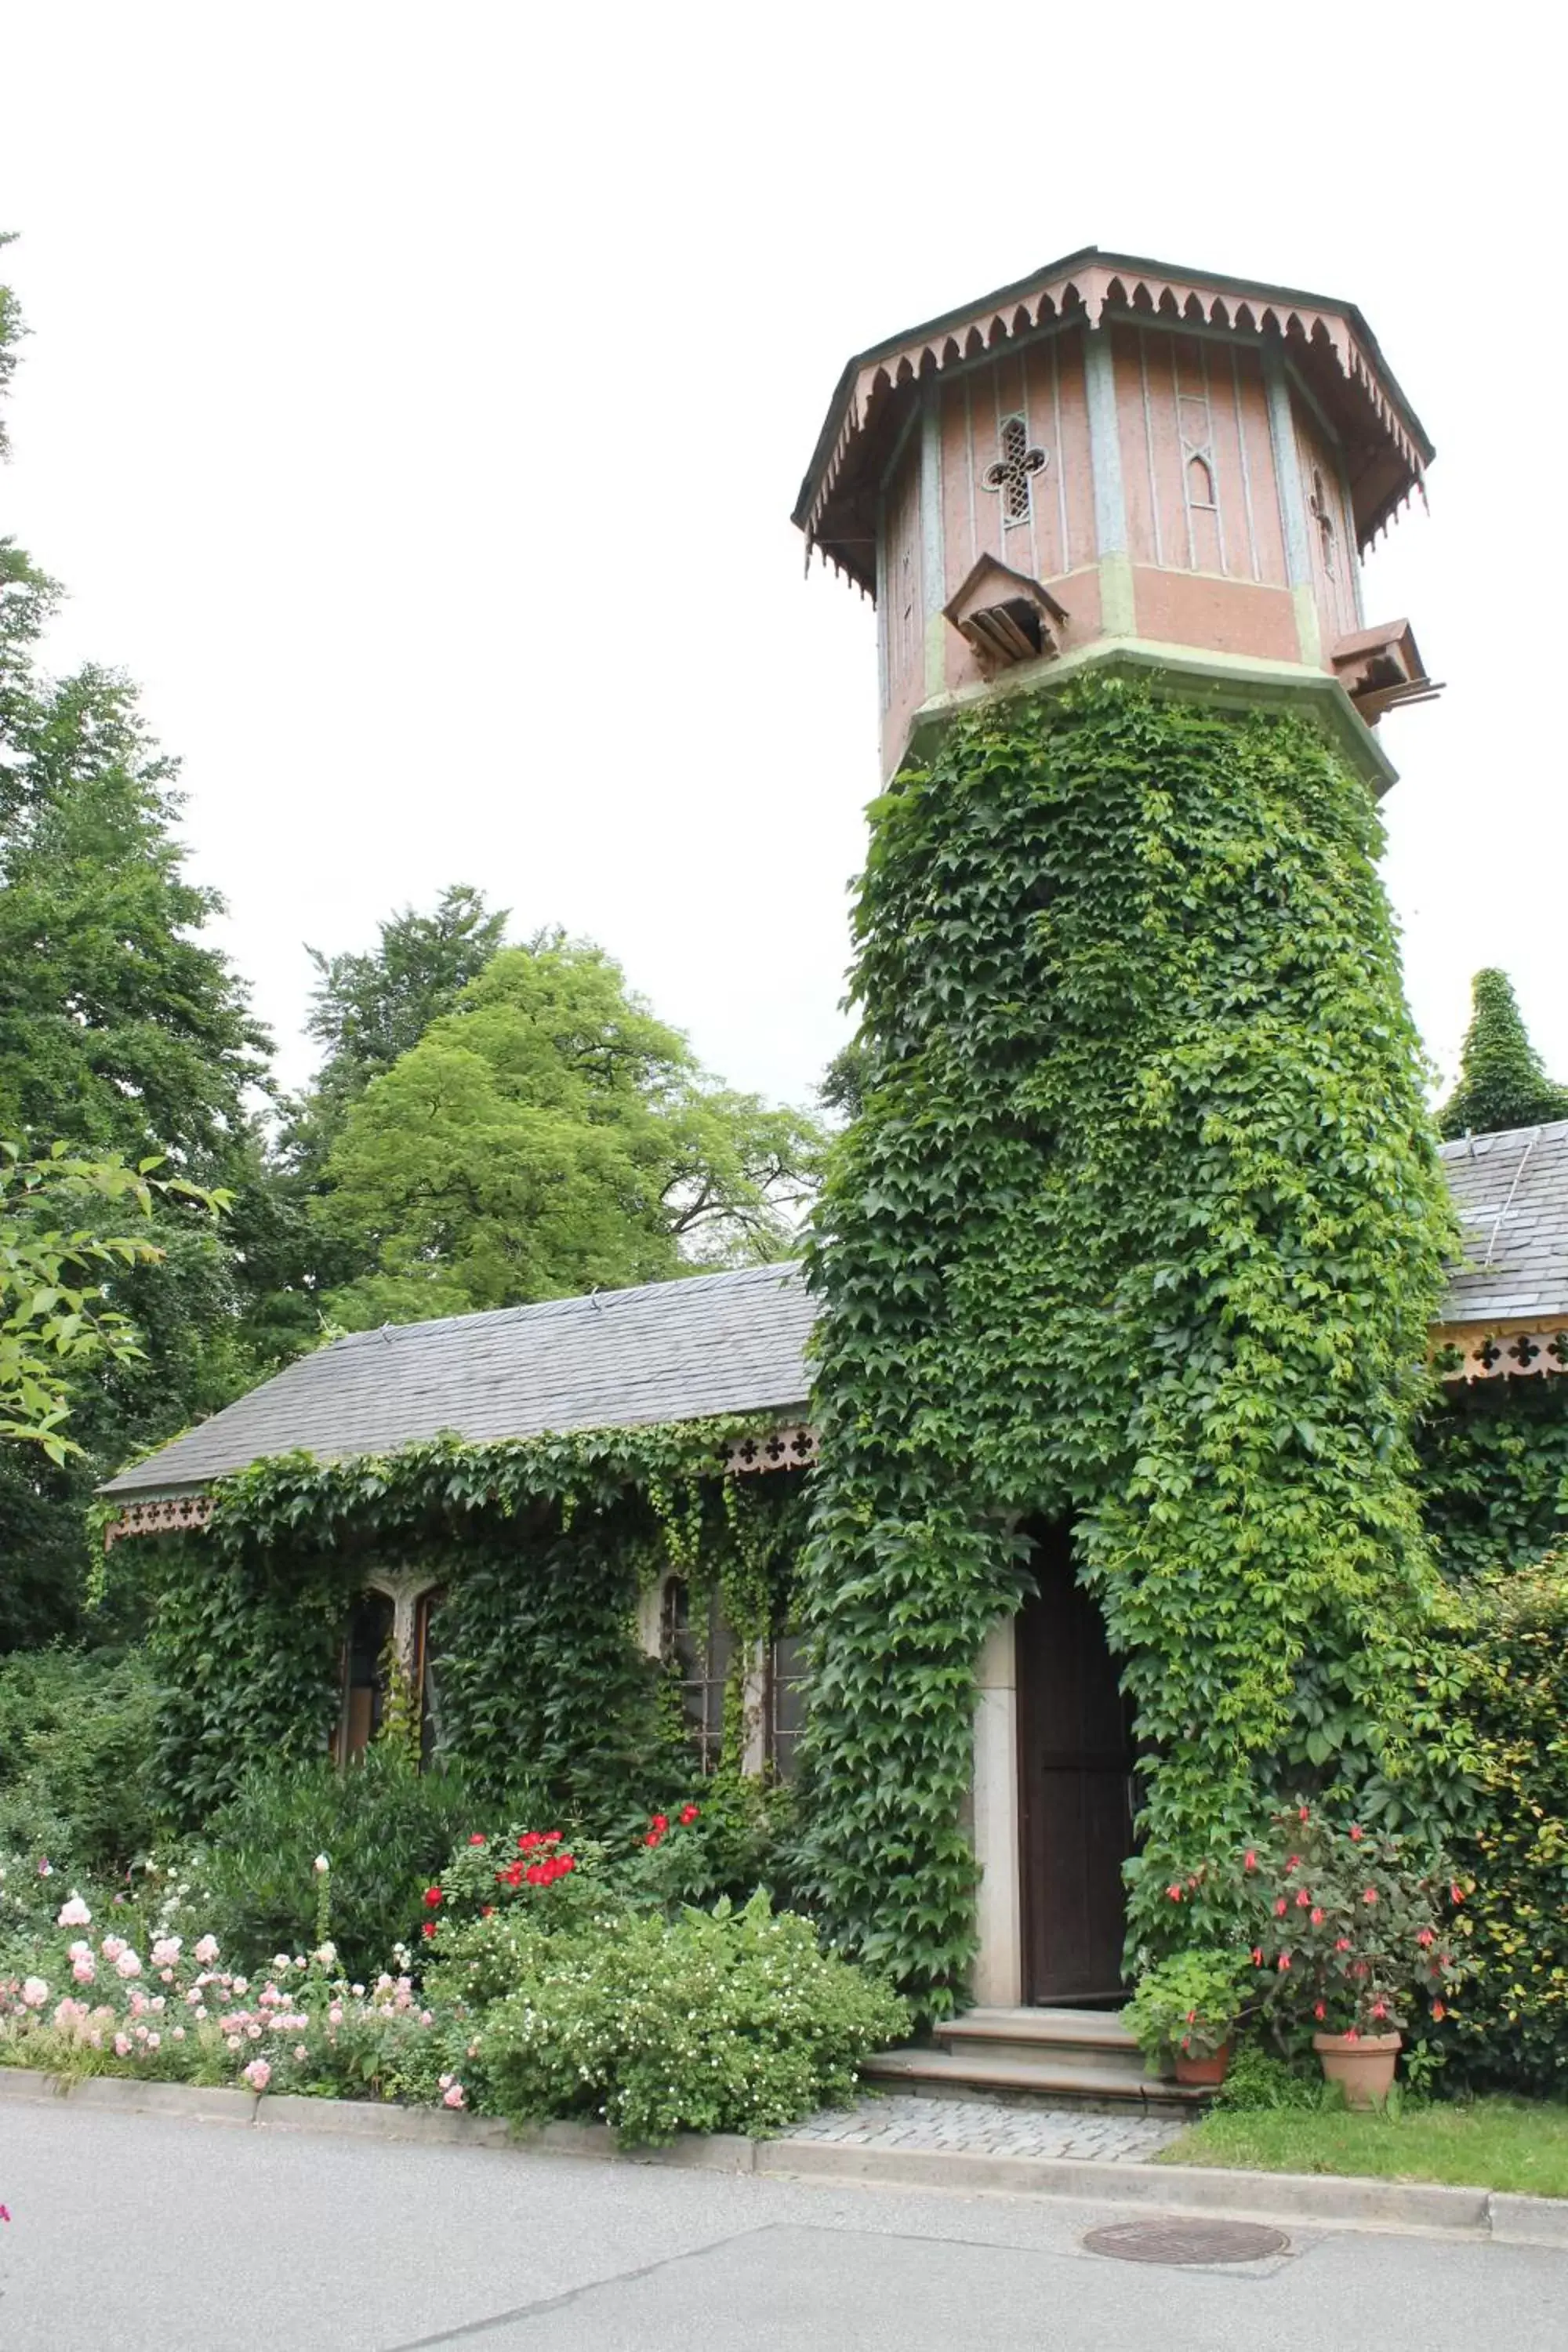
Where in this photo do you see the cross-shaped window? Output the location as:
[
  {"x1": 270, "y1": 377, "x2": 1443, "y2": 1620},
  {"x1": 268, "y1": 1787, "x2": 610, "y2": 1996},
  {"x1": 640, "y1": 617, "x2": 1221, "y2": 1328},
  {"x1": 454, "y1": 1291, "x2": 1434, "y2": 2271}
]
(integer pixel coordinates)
[{"x1": 983, "y1": 414, "x2": 1047, "y2": 525}]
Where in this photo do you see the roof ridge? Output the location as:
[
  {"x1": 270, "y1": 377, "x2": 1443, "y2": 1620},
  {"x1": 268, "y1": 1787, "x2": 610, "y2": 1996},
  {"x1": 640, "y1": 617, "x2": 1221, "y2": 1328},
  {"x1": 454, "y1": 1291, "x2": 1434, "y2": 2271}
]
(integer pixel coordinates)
[{"x1": 329, "y1": 1259, "x2": 807, "y2": 1351}]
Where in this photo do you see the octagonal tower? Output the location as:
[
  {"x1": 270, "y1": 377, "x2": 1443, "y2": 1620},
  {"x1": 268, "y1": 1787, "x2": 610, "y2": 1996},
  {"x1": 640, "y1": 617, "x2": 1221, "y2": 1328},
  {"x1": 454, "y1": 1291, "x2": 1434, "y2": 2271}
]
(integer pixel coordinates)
[{"x1": 794, "y1": 248, "x2": 1438, "y2": 792}]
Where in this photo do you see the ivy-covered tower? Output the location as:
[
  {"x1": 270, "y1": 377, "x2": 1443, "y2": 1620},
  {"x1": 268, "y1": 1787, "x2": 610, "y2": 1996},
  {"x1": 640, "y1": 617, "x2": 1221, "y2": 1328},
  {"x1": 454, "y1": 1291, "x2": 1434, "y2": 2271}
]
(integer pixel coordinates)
[{"x1": 794, "y1": 251, "x2": 1454, "y2": 2016}]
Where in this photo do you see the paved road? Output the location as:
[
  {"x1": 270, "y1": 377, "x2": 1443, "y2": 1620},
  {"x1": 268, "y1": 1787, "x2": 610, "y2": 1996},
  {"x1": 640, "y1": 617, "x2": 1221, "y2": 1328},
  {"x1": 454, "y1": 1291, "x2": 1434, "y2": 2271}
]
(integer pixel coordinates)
[{"x1": 2, "y1": 2102, "x2": 1565, "y2": 2351}]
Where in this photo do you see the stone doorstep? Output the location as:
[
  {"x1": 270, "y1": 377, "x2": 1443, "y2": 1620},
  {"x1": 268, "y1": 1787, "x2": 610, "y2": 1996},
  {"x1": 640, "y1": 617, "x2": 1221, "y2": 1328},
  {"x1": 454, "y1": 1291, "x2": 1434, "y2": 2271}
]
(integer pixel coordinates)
[{"x1": 2, "y1": 2069, "x2": 1566, "y2": 2250}]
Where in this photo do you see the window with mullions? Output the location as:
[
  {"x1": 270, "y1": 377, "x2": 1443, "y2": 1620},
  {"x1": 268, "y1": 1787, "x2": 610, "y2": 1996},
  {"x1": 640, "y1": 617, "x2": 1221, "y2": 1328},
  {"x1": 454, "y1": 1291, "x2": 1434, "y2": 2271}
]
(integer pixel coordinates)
[
  {"x1": 768, "y1": 1631, "x2": 810, "y2": 1781},
  {"x1": 661, "y1": 1577, "x2": 735, "y2": 1773},
  {"x1": 332, "y1": 1586, "x2": 445, "y2": 1766}
]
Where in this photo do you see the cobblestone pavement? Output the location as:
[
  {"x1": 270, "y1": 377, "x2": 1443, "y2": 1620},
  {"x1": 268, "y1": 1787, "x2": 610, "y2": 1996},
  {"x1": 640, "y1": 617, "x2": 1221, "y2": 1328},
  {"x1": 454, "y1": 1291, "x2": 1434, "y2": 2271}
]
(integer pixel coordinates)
[{"x1": 780, "y1": 2093, "x2": 1182, "y2": 2163}]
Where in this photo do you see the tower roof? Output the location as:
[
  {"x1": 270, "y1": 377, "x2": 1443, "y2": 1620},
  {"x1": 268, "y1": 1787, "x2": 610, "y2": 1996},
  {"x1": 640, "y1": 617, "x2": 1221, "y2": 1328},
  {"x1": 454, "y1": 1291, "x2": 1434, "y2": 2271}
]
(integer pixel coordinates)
[{"x1": 794, "y1": 248, "x2": 1434, "y2": 594}]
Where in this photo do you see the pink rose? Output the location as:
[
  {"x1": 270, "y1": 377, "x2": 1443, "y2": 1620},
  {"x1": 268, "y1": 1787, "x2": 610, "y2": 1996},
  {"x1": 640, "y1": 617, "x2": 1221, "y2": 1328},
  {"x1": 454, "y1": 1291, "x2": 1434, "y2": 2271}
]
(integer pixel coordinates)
[
  {"x1": 193, "y1": 1935, "x2": 220, "y2": 1965},
  {"x1": 243, "y1": 2058, "x2": 271, "y2": 2092},
  {"x1": 56, "y1": 1895, "x2": 92, "y2": 1929},
  {"x1": 442, "y1": 2084, "x2": 466, "y2": 2110},
  {"x1": 114, "y1": 1951, "x2": 142, "y2": 1980}
]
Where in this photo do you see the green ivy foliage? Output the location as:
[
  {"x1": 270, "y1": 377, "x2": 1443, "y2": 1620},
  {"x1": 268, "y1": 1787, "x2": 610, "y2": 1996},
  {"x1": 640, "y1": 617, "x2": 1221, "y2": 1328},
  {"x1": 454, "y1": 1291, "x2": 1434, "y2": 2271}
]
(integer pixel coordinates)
[
  {"x1": 1415, "y1": 1381, "x2": 1568, "y2": 1580},
  {"x1": 1421, "y1": 1556, "x2": 1568, "y2": 2089},
  {"x1": 141, "y1": 1425, "x2": 807, "y2": 1824},
  {"x1": 800, "y1": 677, "x2": 1454, "y2": 2009}
]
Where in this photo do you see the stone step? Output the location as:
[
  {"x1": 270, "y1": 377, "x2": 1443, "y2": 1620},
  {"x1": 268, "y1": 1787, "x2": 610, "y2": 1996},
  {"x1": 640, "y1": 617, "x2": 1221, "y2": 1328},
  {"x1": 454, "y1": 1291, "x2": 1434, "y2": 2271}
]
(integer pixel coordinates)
[
  {"x1": 935, "y1": 2006, "x2": 1145, "y2": 2079},
  {"x1": 859, "y1": 2045, "x2": 1208, "y2": 2116}
]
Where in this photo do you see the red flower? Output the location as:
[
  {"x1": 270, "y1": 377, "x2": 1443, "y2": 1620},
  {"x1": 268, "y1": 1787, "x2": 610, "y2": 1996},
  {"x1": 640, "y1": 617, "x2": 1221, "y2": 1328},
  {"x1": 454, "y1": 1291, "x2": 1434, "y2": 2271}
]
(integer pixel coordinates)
[
  {"x1": 467, "y1": 1833, "x2": 486, "y2": 1846},
  {"x1": 421, "y1": 1922, "x2": 437, "y2": 1940},
  {"x1": 644, "y1": 1831, "x2": 663, "y2": 1849},
  {"x1": 1166, "y1": 1884, "x2": 1183, "y2": 1902},
  {"x1": 1363, "y1": 1887, "x2": 1377, "y2": 1906},
  {"x1": 1335, "y1": 1936, "x2": 1352, "y2": 1952},
  {"x1": 1311, "y1": 1907, "x2": 1325, "y2": 1926},
  {"x1": 481, "y1": 1905, "x2": 495, "y2": 1918},
  {"x1": 524, "y1": 1864, "x2": 546, "y2": 1886},
  {"x1": 557, "y1": 1853, "x2": 575, "y2": 1875},
  {"x1": 1285, "y1": 1854, "x2": 1301, "y2": 1872},
  {"x1": 1243, "y1": 1850, "x2": 1258, "y2": 1872},
  {"x1": 542, "y1": 1831, "x2": 562, "y2": 1846},
  {"x1": 1450, "y1": 1883, "x2": 1465, "y2": 1906},
  {"x1": 1298, "y1": 1806, "x2": 1311, "y2": 1823},
  {"x1": 518, "y1": 1832, "x2": 542, "y2": 1853},
  {"x1": 1274, "y1": 1897, "x2": 1288, "y2": 1916},
  {"x1": 423, "y1": 1886, "x2": 443, "y2": 1908},
  {"x1": 1345, "y1": 2027, "x2": 1360, "y2": 2043},
  {"x1": 1372, "y1": 2001, "x2": 1388, "y2": 2020},
  {"x1": 1349, "y1": 1824, "x2": 1364, "y2": 1842},
  {"x1": 1417, "y1": 1927, "x2": 1435, "y2": 1947},
  {"x1": 1313, "y1": 2002, "x2": 1326, "y2": 2020},
  {"x1": 1277, "y1": 1955, "x2": 1291, "y2": 1972},
  {"x1": 1432, "y1": 2000, "x2": 1446, "y2": 2022},
  {"x1": 1250, "y1": 1947, "x2": 1264, "y2": 1966},
  {"x1": 679, "y1": 1805, "x2": 700, "y2": 1826},
  {"x1": 1295, "y1": 1889, "x2": 1310, "y2": 1907},
  {"x1": 649, "y1": 1815, "x2": 670, "y2": 1835}
]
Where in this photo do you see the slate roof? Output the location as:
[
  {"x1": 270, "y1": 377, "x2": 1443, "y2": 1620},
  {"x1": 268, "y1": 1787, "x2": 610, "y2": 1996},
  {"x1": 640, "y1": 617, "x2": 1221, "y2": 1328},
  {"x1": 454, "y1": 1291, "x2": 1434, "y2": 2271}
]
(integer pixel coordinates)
[
  {"x1": 1436, "y1": 1120, "x2": 1568, "y2": 1325},
  {"x1": 103, "y1": 1124, "x2": 1568, "y2": 1501},
  {"x1": 101, "y1": 1262, "x2": 816, "y2": 1497}
]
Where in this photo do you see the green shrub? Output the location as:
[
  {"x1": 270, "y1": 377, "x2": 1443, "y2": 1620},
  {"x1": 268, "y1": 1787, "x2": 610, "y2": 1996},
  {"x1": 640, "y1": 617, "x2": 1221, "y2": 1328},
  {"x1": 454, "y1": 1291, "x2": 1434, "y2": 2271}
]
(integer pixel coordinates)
[
  {"x1": 181, "y1": 1745, "x2": 494, "y2": 1982},
  {"x1": 1425, "y1": 1556, "x2": 1568, "y2": 2091},
  {"x1": 1125, "y1": 1947, "x2": 1253, "y2": 2067},
  {"x1": 473, "y1": 1893, "x2": 909, "y2": 2143},
  {"x1": 0, "y1": 1646, "x2": 158, "y2": 1875}
]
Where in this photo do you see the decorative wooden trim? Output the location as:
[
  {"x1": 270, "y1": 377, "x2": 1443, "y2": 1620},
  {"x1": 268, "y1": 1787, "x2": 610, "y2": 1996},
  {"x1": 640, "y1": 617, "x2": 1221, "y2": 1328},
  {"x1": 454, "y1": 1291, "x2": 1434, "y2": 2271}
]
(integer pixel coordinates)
[
  {"x1": 802, "y1": 258, "x2": 1428, "y2": 580},
  {"x1": 1432, "y1": 1319, "x2": 1568, "y2": 1384},
  {"x1": 724, "y1": 1423, "x2": 818, "y2": 1475},
  {"x1": 102, "y1": 1493, "x2": 213, "y2": 1549}
]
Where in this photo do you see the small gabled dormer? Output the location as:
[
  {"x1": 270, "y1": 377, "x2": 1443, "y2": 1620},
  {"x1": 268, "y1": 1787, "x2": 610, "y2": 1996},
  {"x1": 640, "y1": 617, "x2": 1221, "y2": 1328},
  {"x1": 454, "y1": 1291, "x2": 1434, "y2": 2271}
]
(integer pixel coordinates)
[
  {"x1": 942, "y1": 554, "x2": 1069, "y2": 676},
  {"x1": 1330, "y1": 619, "x2": 1442, "y2": 724}
]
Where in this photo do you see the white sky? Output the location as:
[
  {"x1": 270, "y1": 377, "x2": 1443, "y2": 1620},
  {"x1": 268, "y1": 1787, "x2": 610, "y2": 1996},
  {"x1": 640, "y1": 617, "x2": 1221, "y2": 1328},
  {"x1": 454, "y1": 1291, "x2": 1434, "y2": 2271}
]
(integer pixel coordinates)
[{"x1": 2, "y1": 5, "x2": 1563, "y2": 1112}]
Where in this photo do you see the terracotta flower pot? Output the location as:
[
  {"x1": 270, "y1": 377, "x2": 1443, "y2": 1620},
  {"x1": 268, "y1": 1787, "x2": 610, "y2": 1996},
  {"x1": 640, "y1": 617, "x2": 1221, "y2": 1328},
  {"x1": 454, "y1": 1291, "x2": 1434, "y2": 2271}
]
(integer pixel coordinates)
[
  {"x1": 1312, "y1": 2030, "x2": 1401, "y2": 2107},
  {"x1": 1174, "y1": 2041, "x2": 1231, "y2": 2087}
]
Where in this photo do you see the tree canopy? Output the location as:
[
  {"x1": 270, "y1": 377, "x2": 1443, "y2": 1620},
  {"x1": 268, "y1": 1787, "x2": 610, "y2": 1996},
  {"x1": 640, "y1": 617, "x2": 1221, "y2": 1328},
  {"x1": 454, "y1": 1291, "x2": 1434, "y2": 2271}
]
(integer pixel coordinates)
[
  {"x1": 314, "y1": 939, "x2": 823, "y2": 1325},
  {"x1": 1438, "y1": 969, "x2": 1568, "y2": 1141}
]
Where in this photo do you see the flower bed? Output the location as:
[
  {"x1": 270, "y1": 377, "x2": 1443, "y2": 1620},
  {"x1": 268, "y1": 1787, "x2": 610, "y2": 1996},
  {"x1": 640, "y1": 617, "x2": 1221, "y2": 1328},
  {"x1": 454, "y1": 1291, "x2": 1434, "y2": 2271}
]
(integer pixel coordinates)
[{"x1": 0, "y1": 1805, "x2": 906, "y2": 2145}]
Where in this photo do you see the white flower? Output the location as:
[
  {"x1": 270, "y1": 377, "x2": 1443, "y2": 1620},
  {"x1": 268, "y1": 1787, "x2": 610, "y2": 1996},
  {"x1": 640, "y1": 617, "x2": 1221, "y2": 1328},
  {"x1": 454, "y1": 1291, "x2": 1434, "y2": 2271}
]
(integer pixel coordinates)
[
  {"x1": 56, "y1": 1894, "x2": 91, "y2": 1929},
  {"x1": 20, "y1": 1976, "x2": 49, "y2": 2009},
  {"x1": 114, "y1": 1951, "x2": 143, "y2": 1980},
  {"x1": 313, "y1": 1854, "x2": 330, "y2": 1875},
  {"x1": 193, "y1": 1934, "x2": 220, "y2": 1965},
  {"x1": 150, "y1": 1936, "x2": 181, "y2": 1968}
]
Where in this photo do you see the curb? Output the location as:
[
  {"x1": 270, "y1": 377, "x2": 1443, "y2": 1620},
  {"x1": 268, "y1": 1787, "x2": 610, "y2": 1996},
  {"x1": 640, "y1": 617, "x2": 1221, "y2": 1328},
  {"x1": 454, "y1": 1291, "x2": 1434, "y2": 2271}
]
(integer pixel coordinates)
[{"x1": 2, "y1": 2067, "x2": 1564, "y2": 2247}]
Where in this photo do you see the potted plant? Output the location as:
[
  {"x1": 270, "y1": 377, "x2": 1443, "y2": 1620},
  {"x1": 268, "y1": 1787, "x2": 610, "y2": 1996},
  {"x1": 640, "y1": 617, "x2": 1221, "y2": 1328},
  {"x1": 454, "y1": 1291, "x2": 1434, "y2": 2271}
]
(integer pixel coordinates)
[
  {"x1": 1125, "y1": 1947, "x2": 1253, "y2": 2085},
  {"x1": 1239, "y1": 1804, "x2": 1460, "y2": 2107}
]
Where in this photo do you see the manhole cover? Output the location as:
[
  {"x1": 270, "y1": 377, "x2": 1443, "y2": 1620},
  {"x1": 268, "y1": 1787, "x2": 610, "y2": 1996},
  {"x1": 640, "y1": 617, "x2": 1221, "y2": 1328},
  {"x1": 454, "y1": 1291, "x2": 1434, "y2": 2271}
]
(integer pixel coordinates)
[{"x1": 1082, "y1": 2217, "x2": 1287, "y2": 2267}]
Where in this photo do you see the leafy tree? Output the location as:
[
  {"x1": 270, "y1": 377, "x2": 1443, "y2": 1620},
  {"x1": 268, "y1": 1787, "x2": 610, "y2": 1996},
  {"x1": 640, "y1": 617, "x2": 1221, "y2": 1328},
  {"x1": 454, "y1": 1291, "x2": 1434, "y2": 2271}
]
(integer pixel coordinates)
[
  {"x1": 1438, "y1": 969, "x2": 1568, "y2": 1140},
  {"x1": 289, "y1": 884, "x2": 511, "y2": 1178},
  {"x1": 314, "y1": 939, "x2": 823, "y2": 1324},
  {"x1": 248, "y1": 885, "x2": 515, "y2": 1356},
  {"x1": 0, "y1": 255, "x2": 274, "y2": 1639},
  {"x1": 819, "y1": 1039, "x2": 871, "y2": 1123}
]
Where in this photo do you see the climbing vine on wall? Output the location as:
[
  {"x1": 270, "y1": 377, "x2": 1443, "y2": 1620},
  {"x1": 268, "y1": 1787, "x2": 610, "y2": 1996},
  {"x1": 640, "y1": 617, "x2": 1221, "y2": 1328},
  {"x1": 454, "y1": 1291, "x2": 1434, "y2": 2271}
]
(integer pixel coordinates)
[
  {"x1": 142, "y1": 1422, "x2": 808, "y2": 1823},
  {"x1": 1414, "y1": 1380, "x2": 1568, "y2": 1581},
  {"x1": 800, "y1": 674, "x2": 1455, "y2": 2010}
]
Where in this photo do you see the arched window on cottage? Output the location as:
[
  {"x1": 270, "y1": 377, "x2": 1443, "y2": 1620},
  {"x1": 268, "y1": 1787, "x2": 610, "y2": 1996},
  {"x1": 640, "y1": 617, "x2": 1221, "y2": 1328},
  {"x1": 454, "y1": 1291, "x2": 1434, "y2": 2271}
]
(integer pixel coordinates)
[
  {"x1": 660, "y1": 1575, "x2": 734, "y2": 1774},
  {"x1": 332, "y1": 1579, "x2": 445, "y2": 1765}
]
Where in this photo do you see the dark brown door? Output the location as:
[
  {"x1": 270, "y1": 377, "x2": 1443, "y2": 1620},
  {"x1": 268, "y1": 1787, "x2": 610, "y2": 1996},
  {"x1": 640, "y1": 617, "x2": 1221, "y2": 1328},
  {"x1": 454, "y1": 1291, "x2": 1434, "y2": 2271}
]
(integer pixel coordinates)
[{"x1": 1016, "y1": 1522, "x2": 1136, "y2": 2004}]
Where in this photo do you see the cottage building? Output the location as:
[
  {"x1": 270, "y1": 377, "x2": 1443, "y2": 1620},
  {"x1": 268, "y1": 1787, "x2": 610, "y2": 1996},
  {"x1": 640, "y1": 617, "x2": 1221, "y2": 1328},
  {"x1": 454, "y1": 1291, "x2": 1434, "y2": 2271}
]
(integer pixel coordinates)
[{"x1": 103, "y1": 252, "x2": 1568, "y2": 2077}]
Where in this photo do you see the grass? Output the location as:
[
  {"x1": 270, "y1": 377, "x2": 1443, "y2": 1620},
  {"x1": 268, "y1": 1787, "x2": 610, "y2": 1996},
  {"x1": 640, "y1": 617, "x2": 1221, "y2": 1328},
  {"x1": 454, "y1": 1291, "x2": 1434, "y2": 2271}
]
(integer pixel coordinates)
[{"x1": 1159, "y1": 2095, "x2": 1568, "y2": 2198}]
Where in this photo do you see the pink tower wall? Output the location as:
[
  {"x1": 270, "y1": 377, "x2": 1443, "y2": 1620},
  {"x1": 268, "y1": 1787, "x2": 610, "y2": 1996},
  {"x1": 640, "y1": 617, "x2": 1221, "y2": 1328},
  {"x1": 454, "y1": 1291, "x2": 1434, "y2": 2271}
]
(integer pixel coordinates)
[{"x1": 874, "y1": 316, "x2": 1374, "y2": 776}]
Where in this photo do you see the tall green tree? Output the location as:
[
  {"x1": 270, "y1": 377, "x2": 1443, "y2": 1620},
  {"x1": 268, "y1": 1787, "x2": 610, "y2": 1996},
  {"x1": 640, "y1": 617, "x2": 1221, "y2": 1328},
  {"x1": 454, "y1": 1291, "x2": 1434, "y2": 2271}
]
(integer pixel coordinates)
[
  {"x1": 314, "y1": 938, "x2": 824, "y2": 1325},
  {"x1": 1438, "y1": 969, "x2": 1568, "y2": 1140},
  {"x1": 0, "y1": 255, "x2": 274, "y2": 1639}
]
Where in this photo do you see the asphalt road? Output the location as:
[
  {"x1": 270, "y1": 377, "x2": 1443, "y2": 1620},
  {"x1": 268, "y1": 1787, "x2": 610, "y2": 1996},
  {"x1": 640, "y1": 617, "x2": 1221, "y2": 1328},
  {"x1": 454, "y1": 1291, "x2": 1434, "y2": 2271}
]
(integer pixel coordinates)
[{"x1": 2, "y1": 2102, "x2": 1565, "y2": 2351}]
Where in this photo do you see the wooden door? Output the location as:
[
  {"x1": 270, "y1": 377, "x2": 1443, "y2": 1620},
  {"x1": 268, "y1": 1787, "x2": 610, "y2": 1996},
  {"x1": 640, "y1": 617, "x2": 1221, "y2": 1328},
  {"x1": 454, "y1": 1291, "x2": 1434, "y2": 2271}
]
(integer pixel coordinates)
[{"x1": 1016, "y1": 1523, "x2": 1137, "y2": 2004}]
